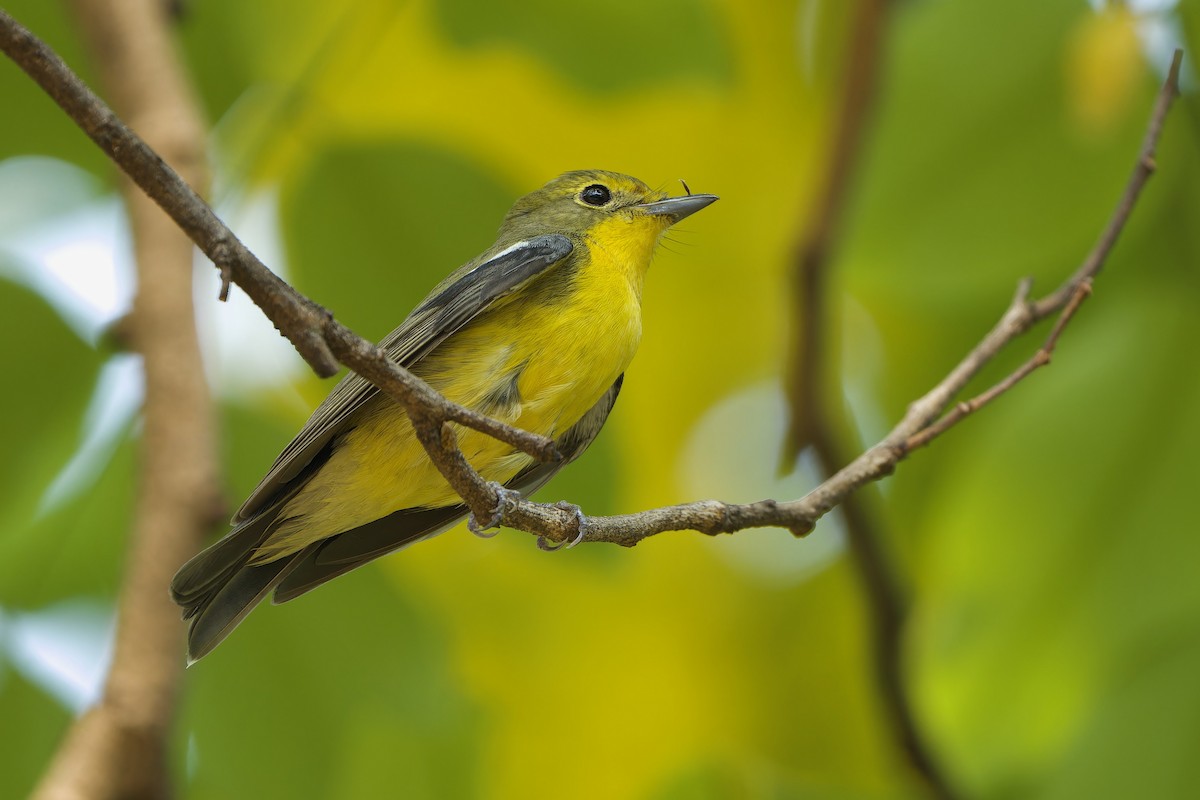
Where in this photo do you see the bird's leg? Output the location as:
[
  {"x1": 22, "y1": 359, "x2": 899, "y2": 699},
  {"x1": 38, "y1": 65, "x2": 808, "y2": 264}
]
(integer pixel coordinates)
[
  {"x1": 467, "y1": 482, "x2": 522, "y2": 538},
  {"x1": 537, "y1": 501, "x2": 587, "y2": 551}
]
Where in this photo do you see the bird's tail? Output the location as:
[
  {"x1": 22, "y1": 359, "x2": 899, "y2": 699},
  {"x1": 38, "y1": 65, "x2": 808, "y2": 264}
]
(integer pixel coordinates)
[{"x1": 170, "y1": 511, "x2": 311, "y2": 664}]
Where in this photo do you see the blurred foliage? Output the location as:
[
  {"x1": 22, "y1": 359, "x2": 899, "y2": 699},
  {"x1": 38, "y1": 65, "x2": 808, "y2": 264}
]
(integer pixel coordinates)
[
  {"x1": 0, "y1": 670, "x2": 71, "y2": 799},
  {"x1": 1, "y1": 0, "x2": 1198, "y2": 798}
]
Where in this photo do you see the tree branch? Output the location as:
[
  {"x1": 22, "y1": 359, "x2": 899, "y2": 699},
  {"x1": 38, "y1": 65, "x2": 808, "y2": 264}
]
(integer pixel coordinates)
[
  {"x1": 776, "y1": 2, "x2": 959, "y2": 797},
  {"x1": 0, "y1": 9, "x2": 558, "y2": 470},
  {"x1": 0, "y1": 8, "x2": 1183, "y2": 581},
  {"x1": 2, "y1": 12, "x2": 1184, "y2": 797},
  {"x1": 474, "y1": 48, "x2": 1183, "y2": 547},
  {"x1": 781, "y1": 0, "x2": 891, "y2": 465},
  {"x1": 0, "y1": 9, "x2": 1180, "y2": 554},
  {"x1": 30, "y1": 0, "x2": 219, "y2": 797}
]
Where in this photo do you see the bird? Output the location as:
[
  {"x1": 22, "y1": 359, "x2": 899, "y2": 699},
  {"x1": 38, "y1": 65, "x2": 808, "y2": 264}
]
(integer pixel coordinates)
[{"x1": 171, "y1": 169, "x2": 717, "y2": 661}]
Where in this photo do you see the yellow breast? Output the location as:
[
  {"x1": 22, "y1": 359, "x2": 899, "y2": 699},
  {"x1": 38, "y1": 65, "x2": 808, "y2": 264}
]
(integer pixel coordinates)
[
  {"x1": 439, "y1": 227, "x2": 647, "y2": 450},
  {"x1": 258, "y1": 223, "x2": 660, "y2": 559}
]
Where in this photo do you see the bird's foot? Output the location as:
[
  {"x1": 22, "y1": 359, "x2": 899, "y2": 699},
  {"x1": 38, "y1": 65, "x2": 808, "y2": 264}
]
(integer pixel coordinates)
[
  {"x1": 468, "y1": 483, "x2": 521, "y2": 538},
  {"x1": 537, "y1": 501, "x2": 587, "y2": 551}
]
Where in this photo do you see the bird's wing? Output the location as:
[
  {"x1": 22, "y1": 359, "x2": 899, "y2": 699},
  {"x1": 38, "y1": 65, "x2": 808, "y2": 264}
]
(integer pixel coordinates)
[
  {"x1": 270, "y1": 375, "x2": 624, "y2": 603},
  {"x1": 234, "y1": 234, "x2": 575, "y2": 522},
  {"x1": 502, "y1": 373, "x2": 623, "y2": 498}
]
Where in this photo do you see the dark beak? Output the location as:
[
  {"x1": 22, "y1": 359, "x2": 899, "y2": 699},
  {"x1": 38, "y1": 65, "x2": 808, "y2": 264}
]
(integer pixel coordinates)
[{"x1": 635, "y1": 193, "x2": 719, "y2": 224}]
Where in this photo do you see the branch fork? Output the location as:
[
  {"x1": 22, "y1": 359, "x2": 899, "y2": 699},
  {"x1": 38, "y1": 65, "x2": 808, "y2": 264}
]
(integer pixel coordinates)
[
  {"x1": 3, "y1": 8, "x2": 1184, "y2": 800},
  {"x1": 2, "y1": 6, "x2": 1178, "y2": 551}
]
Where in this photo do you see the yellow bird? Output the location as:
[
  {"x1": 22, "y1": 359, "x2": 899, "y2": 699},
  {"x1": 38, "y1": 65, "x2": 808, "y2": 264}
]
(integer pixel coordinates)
[{"x1": 172, "y1": 170, "x2": 717, "y2": 661}]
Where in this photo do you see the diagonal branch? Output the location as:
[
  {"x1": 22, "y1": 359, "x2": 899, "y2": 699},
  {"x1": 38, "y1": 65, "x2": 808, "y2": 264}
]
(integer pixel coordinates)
[
  {"x1": 471, "y1": 48, "x2": 1185, "y2": 547},
  {"x1": 0, "y1": 9, "x2": 1183, "y2": 562},
  {"x1": 0, "y1": 9, "x2": 558, "y2": 470}
]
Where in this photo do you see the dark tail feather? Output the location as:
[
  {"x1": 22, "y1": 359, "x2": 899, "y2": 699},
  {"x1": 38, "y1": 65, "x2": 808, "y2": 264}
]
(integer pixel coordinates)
[
  {"x1": 183, "y1": 550, "x2": 311, "y2": 664},
  {"x1": 171, "y1": 504, "x2": 308, "y2": 663},
  {"x1": 273, "y1": 505, "x2": 466, "y2": 604},
  {"x1": 171, "y1": 512, "x2": 276, "y2": 610}
]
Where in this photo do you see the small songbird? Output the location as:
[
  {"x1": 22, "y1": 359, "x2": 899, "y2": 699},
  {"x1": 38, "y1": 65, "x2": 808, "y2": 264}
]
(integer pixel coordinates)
[{"x1": 171, "y1": 170, "x2": 717, "y2": 661}]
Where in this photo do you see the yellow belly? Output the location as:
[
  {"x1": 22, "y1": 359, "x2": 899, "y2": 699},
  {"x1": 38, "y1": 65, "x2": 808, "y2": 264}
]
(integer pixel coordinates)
[{"x1": 258, "y1": 247, "x2": 644, "y2": 559}]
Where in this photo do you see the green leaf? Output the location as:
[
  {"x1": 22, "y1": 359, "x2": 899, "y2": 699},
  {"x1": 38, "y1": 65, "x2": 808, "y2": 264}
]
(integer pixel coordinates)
[
  {"x1": 0, "y1": 667, "x2": 71, "y2": 798},
  {"x1": 0, "y1": 2, "x2": 109, "y2": 178},
  {"x1": 179, "y1": 566, "x2": 482, "y2": 800},
  {"x1": 1038, "y1": 638, "x2": 1200, "y2": 800},
  {"x1": 279, "y1": 143, "x2": 513, "y2": 340},
  {"x1": 0, "y1": 427, "x2": 134, "y2": 607},
  {"x1": 432, "y1": 0, "x2": 732, "y2": 93},
  {"x1": 0, "y1": 276, "x2": 105, "y2": 605}
]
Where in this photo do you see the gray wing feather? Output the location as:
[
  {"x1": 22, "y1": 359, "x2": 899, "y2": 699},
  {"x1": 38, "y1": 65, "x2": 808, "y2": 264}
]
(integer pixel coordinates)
[
  {"x1": 234, "y1": 234, "x2": 574, "y2": 522},
  {"x1": 270, "y1": 375, "x2": 624, "y2": 603},
  {"x1": 502, "y1": 373, "x2": 624, "y2": 497}
]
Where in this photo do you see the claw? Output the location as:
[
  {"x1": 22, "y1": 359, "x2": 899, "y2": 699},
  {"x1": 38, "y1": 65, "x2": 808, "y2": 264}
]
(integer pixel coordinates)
[
  {"x1": 468, "y1": 482, "x2": 521, "y2": 538},
  {"x1": 537, "y1": 501, "x2": 587, "y2": 551}
]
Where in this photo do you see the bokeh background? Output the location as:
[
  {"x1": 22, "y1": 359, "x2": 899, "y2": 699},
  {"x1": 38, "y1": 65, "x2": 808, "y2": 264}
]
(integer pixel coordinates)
[{"x1": 2, "y1": 0, "x2": 1198, "y2": 798}]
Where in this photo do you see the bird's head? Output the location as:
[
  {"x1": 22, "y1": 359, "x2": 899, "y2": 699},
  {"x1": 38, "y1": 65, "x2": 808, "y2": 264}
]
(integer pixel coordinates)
[{"x1": 500, "y1": 169, "x2": 717, "y2": 248}]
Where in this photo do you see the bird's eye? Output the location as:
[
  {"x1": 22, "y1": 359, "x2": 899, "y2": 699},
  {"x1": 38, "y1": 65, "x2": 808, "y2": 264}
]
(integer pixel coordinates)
[{"x1": 580, "y1": 184, "x2": 611, "y2": 206}]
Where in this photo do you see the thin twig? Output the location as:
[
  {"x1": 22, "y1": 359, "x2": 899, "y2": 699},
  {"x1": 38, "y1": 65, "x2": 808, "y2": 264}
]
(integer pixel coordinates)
[
  {"x1": 217, "y1": 262, "x2": 232, "y2": 302},
  {"x1": 904, "y1": 280, "x2": 1093, "y2": 452},
  {"x1": 495, "y1": 49, "x2": 1184, "y2": 548},
  {"x1": 899, "y1": 50, "x2": 1180, "y2": 454},
  {"x1": 0, "y1": 10, "x2": 1183, "y2": 563},
  {"x1": 0, "y1": 9, "x2": 557, "y2": 469}
]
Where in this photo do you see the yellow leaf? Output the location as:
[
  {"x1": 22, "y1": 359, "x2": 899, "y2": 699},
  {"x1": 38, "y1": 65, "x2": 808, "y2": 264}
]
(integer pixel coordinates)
[{"x1": 1065, "y1": 6, "x2": 1145, "y2": 137}]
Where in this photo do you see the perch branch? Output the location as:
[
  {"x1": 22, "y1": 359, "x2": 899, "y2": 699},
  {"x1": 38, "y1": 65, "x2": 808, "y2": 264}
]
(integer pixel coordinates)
[
  {"x1": 463, "y1": 48, "x2": 1184, "y2": 547},
  {"x1": 0, "y1": 9, "x2": 1183, "y2": 566},
  {"x1": 0, "y1": 9, "x2": 558, "y2": 469},
  {"x1": 2, "y1": 17, "x2": 1183, "y2": 798}
]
